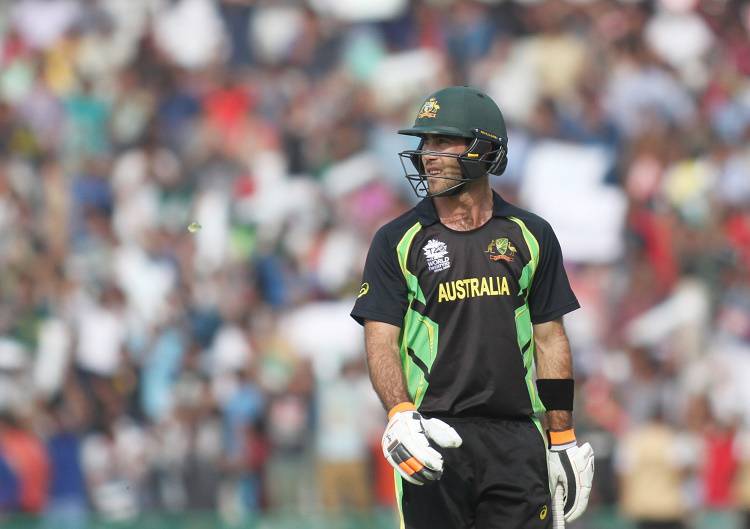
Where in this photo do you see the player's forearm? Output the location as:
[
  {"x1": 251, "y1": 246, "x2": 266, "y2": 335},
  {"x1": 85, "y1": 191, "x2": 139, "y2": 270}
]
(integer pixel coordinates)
[
  {"x1": 539, "y1": 337, "x2": 574, "y2": 430},
  {"x1": 533, "y1": 319, "x2": 574, "y2": 431},
  {"x1": 546, "y1": 410, "x2": 573, "y2": 431},
  {"x1": 534, "y1": 321, "x2": 573, "y2": 379},
  {"x1": 364, "y1": 321, "x2": 411, "y2": 411},
  {"x1": 367, "y1": 349, "x2": 411, "y2": 411}
]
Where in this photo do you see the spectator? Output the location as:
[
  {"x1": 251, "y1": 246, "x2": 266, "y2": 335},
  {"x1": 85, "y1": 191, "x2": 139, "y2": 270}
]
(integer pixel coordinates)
[
  {"x1": 315, "y1": 358, "x2": 373, "y2": 513},
  {"x1": 42, "y1": 389, "x2": 88, "y2": 529},
  {"x1": 0, "y1": 411, "x2": 50, "y2": 514},
  {"x1": 616, "y1": 407, "x2": 691, "y2": 529}
]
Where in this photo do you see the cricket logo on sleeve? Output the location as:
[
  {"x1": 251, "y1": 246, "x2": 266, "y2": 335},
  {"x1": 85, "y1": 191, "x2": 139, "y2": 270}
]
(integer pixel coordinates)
[
  {"x1": 423, "y1": 239, "x2": 451, "y2": 272},
  {"x1": 417, "y1": 97, "x2": 440, "y2": 119},
  {"x1": 357, "y1": 282, "x2": 370, "y2": 298},
  {"x1": 485, "y1": 237, "x2": 517, "y2": 262}
]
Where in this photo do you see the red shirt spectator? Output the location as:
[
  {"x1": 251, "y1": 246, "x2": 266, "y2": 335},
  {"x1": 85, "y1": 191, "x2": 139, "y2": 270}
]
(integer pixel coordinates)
[
  {"x1": 0, "y1": 424, "x2": 50, "y2": 513},
  {"x1": 703, "y1": 426, "x2": 739, "y2": 508}
]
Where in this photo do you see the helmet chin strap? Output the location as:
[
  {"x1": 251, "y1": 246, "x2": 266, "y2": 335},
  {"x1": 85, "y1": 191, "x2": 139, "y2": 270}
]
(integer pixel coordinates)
[
  {"x1": 428, "y1": 179, "x2": 468, "y2": 197},
  {"x1": 426, "y1": 170, "x2": 489, "y2": 198}
]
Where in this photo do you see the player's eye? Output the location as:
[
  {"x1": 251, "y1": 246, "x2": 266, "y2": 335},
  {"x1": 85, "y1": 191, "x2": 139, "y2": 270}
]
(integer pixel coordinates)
[{"x1": 423, "y1": 137, "x2": 452, "y2": 150}]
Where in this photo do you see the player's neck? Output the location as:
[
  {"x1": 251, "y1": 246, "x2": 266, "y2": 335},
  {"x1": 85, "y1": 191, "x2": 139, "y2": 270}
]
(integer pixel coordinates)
[{"x1": 434, "y1": 182, "x2": 493, "y2": 232}]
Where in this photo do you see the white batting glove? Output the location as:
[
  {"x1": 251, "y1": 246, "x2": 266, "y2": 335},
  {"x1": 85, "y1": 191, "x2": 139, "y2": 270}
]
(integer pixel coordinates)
[
  {"x1": 547, "y1": 430, "x2": 595, "y2": 522},
  {"x1": 382, "y1": 402, "x2": 462, "y2": 485}
]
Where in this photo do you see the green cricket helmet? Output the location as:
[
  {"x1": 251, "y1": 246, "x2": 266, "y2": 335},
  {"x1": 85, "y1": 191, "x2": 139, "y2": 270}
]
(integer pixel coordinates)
[{"x1": 398, "y1": 86, "x2": 508, "y2": 197}]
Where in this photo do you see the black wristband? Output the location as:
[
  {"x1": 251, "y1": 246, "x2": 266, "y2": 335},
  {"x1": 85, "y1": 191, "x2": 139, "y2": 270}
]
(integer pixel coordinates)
[{"x1": 536, "y1": 378, "x2": 574, "y2": 411}]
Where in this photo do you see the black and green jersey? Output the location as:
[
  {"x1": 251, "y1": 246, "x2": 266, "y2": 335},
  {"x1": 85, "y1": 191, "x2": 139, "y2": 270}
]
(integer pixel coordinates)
[{"x1": 351, "y1": 192, "x2": 579, "y2": 420}]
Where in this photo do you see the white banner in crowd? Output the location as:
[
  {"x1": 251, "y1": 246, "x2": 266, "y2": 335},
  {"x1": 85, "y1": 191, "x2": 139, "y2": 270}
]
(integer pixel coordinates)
[
  {"x1": 369, "y1": 49, "x2": 444, "y2": 108},
  {"x1": 309, "y1": 0, "x2": 407, "y2": 21},
  {"x1": 520, "y1": 141, "x2": 627, "y2": 264},
  {"x1": 280, "y1": 300, "x2": 364, "y2": 381}
]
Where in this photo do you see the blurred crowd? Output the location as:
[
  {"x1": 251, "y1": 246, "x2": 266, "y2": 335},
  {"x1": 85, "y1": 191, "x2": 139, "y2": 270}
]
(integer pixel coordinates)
[{"x1": 0, "y1": 0, "x2": 748, "y2": 528}]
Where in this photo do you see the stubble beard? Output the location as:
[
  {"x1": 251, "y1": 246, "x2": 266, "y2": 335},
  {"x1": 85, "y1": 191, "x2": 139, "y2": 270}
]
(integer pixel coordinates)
[{"x1": 427, "y1": 168, "x2": 462, "y2": 195}]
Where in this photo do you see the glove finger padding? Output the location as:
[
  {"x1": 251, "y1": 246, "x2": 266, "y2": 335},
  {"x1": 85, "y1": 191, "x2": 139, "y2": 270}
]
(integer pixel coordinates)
[
  {"x1": 385, "y1": 441, "x2": 442, "y2": 485},
  {"x1": 421, "y1": 418, "x2": 463, "y2": 448},
  {"x1": 397, "y1": 413, "x2": 445, "y2": 469},
  {"x1": 382, "y1": 411, "x2": 461, "y2": 486},
  {"x1": 548, "y1": 442, "x2": 595, "y2": 522},
  {"x1": 566, "y1": 442, "x2": 594, "y2": 521}
]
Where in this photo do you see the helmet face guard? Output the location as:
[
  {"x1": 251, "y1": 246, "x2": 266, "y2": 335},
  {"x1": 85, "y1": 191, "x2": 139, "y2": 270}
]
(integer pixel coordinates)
[{"x1": 398, "y1": 129, "x2": 507, "y2": 198}]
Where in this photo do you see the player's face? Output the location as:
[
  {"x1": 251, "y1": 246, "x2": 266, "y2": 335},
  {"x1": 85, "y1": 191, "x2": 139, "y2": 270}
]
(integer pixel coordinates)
[{"x1": 421, "y1": 135, "x2": 468, "y2": 195}]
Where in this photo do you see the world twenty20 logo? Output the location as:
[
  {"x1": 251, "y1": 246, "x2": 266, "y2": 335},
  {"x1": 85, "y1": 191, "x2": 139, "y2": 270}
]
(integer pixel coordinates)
[
  {"x1": 423, "y1": 239, "x2": 451, "y2": 272},
  {"x1": 485, "y1": 237, "x2": 516, "y2": 262}
]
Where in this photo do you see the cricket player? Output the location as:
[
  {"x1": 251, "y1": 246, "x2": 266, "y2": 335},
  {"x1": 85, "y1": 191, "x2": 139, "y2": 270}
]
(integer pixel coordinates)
[{"x1": 351, "y1": 86, "x2": 595, "y2": 529}]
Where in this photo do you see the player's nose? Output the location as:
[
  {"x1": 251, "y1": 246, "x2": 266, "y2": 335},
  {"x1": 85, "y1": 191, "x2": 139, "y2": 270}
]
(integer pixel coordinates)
[{"x1": 422, "y1": 152, "x2": 440, "y2": 167}]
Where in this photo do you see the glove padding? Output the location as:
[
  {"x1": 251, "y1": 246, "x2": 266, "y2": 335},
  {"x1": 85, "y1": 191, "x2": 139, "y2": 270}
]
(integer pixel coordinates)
[
  {"x1": 547, "y1": 442, "x2": 595, "y2": 522},
  {"x1": 382, "y1": 410, "x2": 462, "y2": 485}
]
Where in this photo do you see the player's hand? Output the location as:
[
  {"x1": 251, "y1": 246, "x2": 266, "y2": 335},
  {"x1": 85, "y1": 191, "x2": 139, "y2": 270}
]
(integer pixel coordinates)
[
  {"x1": 382, "y1": 402, "x2": 462, "y2": 485},
  {"x1": 547, "y1": 431, "x2": 594, "y2": 522}
]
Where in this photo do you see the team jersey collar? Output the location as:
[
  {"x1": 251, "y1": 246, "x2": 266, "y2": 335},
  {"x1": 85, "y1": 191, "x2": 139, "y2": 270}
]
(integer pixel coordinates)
[{"x1": 415, "y1": 191, "x2": 514, "y2": 226}]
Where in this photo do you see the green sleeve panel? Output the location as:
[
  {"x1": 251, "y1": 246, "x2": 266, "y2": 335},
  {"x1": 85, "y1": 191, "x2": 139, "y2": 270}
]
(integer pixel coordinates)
[
  {"x1": 509, "y1": 216, "x2": 546, "y2": 417},
  {"x1": 396, "y1": 222, "x2": 440, "y2": 407},
  {"x1": 395, "y1": 473, "x2": 406, "y2": 529}
]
